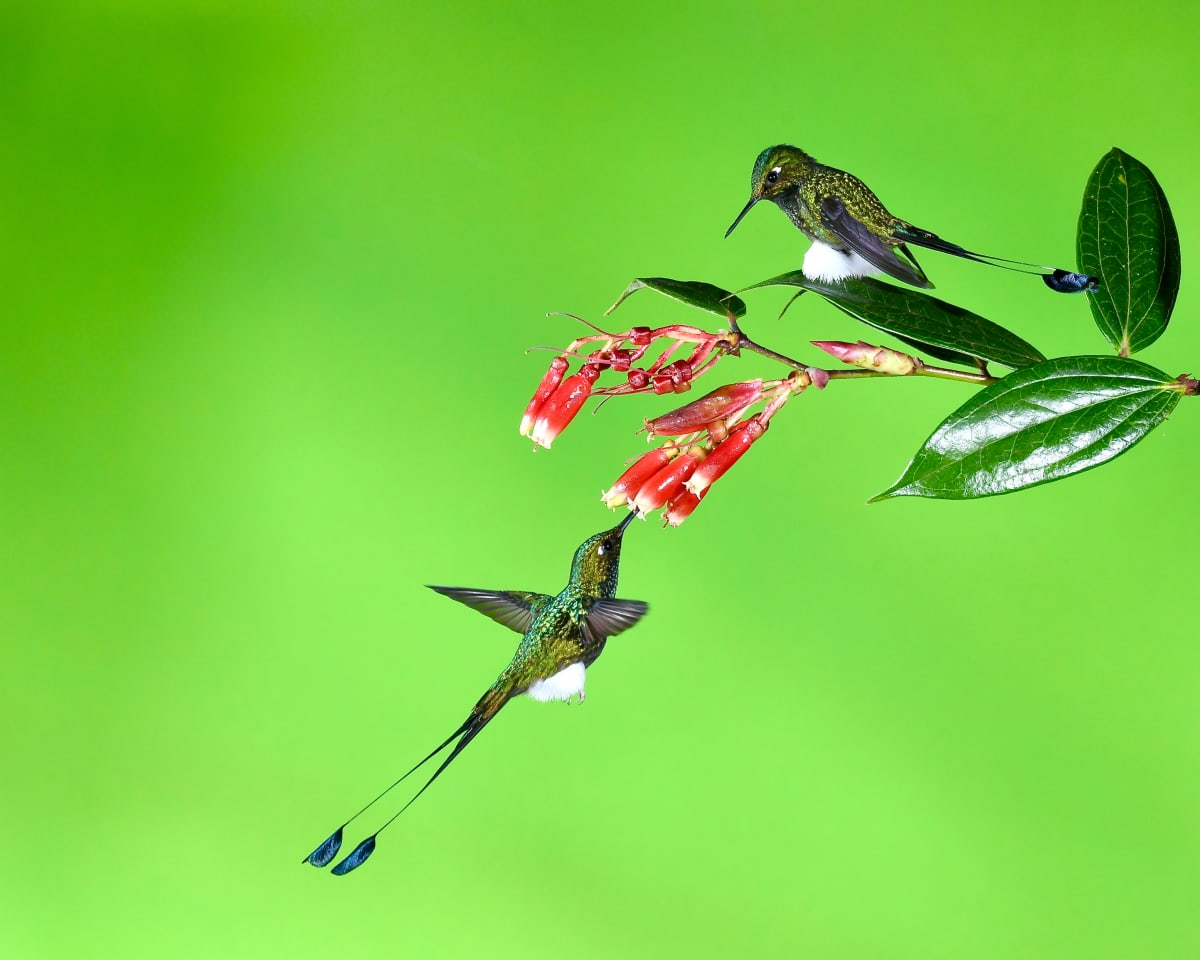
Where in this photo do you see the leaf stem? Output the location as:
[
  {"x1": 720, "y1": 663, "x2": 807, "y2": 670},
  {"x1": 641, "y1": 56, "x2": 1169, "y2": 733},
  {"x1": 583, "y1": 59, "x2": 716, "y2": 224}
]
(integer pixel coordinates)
[{"x1": 730, "y1": 332, "x2": 808, "y2": 371}]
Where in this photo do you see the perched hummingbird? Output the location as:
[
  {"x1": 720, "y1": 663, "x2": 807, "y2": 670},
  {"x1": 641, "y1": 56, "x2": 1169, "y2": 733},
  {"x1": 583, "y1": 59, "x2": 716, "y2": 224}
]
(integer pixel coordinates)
[
  {"x1": 725, "y1": 144, "x2": 1097, "y2": 294},
  {"x1": 302, "y1": 511, "x2": 648, "y2": 876}
]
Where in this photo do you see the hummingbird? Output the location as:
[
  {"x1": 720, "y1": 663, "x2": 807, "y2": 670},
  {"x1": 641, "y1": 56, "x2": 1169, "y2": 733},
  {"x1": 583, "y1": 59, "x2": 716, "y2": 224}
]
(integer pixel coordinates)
[
  {"x1": 725, "y1": 144, "x2": 1097, "y2": 294},
  {"x1": 302, "y1": 510, "x2": 648, "y2": 876}
]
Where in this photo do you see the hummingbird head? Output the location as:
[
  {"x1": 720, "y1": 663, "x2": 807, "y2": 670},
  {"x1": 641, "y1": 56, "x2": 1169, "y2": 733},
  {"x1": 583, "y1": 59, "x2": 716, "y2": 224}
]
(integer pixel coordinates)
[
  {"x1": 725, "y1": 144, "x2": 814, "y2": 238},
  {"x1": 570, "y1": 510, "x2": 637, "y2": 596}
]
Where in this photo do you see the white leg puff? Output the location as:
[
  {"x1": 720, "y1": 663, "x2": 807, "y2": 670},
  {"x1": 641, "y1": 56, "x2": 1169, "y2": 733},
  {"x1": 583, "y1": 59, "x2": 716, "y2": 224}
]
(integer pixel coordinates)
[
  {"x1": 526, "y1": 662, "x2": 587, "y2": 703},
  {"x1": 802, "y1": 241, "x2": 879, "y2": 283}
]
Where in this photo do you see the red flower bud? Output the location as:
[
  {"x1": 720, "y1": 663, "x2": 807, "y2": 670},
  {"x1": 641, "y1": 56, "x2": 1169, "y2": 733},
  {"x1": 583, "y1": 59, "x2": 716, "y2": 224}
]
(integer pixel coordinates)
[
  {"x1": 632, "y1": 445, "x2": 707, "y2": 514},
  {"x1": 644, "y1": 380, "x2": 764, "y2": 437},
  {"x1": 520, "y1": 357, "x2": 570, "y2": 438},
  {"x1": 529, "y1": 364, "x2": 601, "y2": 449},
  {"x1": 684, "y1": 418, "x2": 766, "y2": 497},
  {"x1": 602, "y1": 445, "x2": 680, "y2": 508},
  {"x1": 651, "y1": 359, "x2": 695, "y2": 395},
  {"x1": 605, "y1": 349, "x2": 635, "y2": 372},
  {"x1": 626, "y1": 368, "x2": 649, "y2": 390}
]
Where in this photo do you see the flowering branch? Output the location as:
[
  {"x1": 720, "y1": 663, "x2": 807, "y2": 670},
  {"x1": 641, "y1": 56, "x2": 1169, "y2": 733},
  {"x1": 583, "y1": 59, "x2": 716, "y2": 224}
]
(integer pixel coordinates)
[{"x1": 519, "y1": 148, "x2": 1189, "y2": 521}]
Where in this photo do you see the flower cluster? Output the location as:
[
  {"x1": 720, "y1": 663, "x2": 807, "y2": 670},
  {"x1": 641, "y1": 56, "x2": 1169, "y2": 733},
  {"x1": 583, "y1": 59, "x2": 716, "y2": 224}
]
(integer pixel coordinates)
[
  {"x1": 600, "y1": 374, "x2": 807, "y2": 526},
  {"x1": 519, "y1": 323, "x2": 735, "y2": 449},
  {"x1": 519, "y1": 318, "x2": 820, "y2": 526}
]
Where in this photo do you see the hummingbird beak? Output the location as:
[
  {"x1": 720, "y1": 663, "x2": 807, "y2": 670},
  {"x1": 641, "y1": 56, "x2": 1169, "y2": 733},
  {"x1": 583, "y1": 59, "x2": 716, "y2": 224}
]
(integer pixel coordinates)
[
  {"x1": 616, "y1": 509, "x2": 638, "y2": 535},
  {"x1": 724, "y1": 196, "x2": 759, "y2": 238}
]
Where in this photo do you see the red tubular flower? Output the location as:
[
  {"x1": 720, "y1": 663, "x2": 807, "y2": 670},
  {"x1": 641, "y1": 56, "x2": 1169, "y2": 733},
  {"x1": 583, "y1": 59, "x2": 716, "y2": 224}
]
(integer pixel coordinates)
[
  {"x1": 602, "y1": 445, "x2": 680, "y2": 508},
  {"x1": 520, "y1": 356, "x2": 569, "y2": 438},
  {"x1": 632, "y1": 445, "x2": 707, "y2": 514},
  {"x1": 684, "y1": 417, "x2": 766, "y2": 497},
  {"x1": 529, "y1": 364, "x2": 601, "y2": 448},
  {"x1": 644, "y1": 380, "x2": 764, "y2": 438},
  {"x1": 663, "y1": 489, "x2": 704, "y2": 527}
]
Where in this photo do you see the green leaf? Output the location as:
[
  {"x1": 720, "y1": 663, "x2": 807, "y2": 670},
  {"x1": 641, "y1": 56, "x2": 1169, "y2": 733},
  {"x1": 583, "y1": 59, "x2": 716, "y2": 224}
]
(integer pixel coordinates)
[
  {"x1": 1077, "y1": 148, "x2": 1180, "y2": 356},
  {"x1": 743, "y1": 272, "x2": 1045, "y2": 370},
  {"x1": 873, "y1": 355, "x2": 1184, "y2": 501},
  {"x1": 606, "y1": 278, "x2": 746, "y2": 321}
]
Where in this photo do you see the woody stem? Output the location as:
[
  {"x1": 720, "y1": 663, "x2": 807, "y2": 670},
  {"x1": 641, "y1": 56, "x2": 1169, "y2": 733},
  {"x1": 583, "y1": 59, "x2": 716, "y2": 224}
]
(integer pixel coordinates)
[{"x1": 729, "y1": 329, "x2": 998, "y2": 386}]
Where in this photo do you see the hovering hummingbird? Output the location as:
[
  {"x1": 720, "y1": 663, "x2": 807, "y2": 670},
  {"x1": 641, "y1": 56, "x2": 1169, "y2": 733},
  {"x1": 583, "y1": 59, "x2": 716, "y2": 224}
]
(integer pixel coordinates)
[
  {"x1": 303, "y1": 511, "x2": 648, "y2": 876},
  {"x1": 725, "y1": 144, "x2": 1097, "y2": 294}
]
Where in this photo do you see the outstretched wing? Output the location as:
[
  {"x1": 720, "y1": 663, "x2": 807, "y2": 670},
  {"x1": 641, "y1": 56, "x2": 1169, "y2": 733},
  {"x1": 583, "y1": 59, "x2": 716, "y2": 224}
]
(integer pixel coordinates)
[
  {"x1": 817, "y1": 195, "x2": 932, "y2": 289},
  {"x1": 581, "y1": 598, "x2": 649, "y2": 647},
  {"x1": 427, "y1": 586, "x2": 551, "y2": 635}
]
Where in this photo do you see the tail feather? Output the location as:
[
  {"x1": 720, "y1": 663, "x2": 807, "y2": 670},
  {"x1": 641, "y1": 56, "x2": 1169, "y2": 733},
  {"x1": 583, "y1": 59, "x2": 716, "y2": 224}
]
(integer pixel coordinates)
[
  {"x1": 307, "y1": 691, "x2": 511, "y2": 876},
  {"x1": 893, "y1": 223, "x2": 1098, "y2": 293},
  {"x1": 894, "y1": 224, "x2": 1022, "y2": 269}
]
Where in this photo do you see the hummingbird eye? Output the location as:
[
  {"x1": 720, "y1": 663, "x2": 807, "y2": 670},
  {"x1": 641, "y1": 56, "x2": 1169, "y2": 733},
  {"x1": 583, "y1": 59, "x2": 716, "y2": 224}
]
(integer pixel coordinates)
[
  {"x1": 765, "y1": 166, "x2": 781, "y2": 186},
  {"x1": 597, "y1": 538, "x2": 614, "y2": 556}
]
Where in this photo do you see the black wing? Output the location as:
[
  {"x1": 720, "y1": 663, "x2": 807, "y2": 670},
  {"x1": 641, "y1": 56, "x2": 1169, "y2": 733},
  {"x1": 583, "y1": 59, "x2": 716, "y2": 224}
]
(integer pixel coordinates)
[{"x1": 818, "y1": 195, "x2": 932, "y2": 289}]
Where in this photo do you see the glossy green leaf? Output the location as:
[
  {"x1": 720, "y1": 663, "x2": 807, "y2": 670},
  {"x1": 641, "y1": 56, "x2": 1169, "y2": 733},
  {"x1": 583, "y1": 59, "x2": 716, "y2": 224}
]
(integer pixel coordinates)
[
  {"x1": 743, "y1": 272, "x2": 1045, "y2": 370},
  {"x1": 873, "y1": 355, "x2": 1184, "y2": 501},
  {"x1": 1078, "y1": 148, "x2": 1180, "y2": 356},
  {"x1": 606, "y1": 277, "x2": 746, "y2": 321}
]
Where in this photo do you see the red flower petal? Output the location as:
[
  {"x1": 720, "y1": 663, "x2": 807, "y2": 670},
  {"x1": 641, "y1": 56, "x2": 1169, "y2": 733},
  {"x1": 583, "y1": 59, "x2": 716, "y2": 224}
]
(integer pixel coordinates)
[
  {"x1": 520, "y1": 357, "x2": 569, "y2": 438},
  {"x1": 684, "y1": 418, "x2": 766, "y2": 497},
  {"x1": 530, "y1": 365, "x2": 600, "y2": 448},
  {"x1": 602, "y1": 445, "x2": 680, "y2": 508},
  {"x1": 663, "y1": 489, "x2": 704, "y2": 526},
  {"x1": 644, "y1": 380, "x2": 763, "y2": 437},
  {"x1": 632, "y1": 446, "x2": 706, "y2": 513}
]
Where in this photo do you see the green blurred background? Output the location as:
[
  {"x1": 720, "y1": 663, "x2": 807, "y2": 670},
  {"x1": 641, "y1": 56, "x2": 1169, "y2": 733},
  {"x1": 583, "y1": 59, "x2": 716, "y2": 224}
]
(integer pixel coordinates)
[{"x1": 3, "y1": 2, "x2": 1198, "y2": 957}]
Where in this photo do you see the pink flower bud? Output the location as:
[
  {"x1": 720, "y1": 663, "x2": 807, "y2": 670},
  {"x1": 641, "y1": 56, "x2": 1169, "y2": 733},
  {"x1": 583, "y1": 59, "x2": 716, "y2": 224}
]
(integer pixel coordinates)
[
  {"x1": 663, "y1": 489, "x2": 704, "y2": 527},
  {"x1": 520, "y1": 357, "x2": 570, "y2": 438},
  {"x1": 644, "y1": 380, "x2": 764, "y2": 438},
  {"x1": 529, "y1": 364, "x2": 601, "y2": 448},
  {"x1": 812, "y1": 340, "x2": 917, "y2": 376},
  {"x1": 602, "y1": 445, "x2": 680, "y2": 508},
  {"x1": 684, "y1": 418, "x2": 766, "y2": 497},
  {"x1": 632, "y1": 445, "x2": 707, "y2": 514}
]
